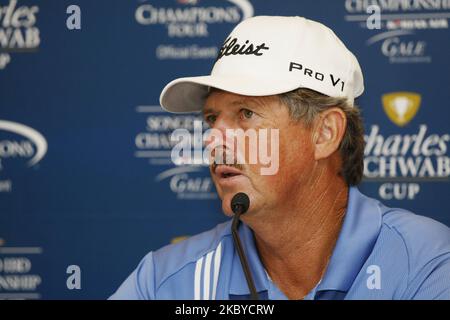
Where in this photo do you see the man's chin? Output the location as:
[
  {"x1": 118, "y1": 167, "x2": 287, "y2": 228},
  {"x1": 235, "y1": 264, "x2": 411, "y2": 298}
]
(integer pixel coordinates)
[{"x1": 220, "y1": 193, "x2": 235, "y2": 217}]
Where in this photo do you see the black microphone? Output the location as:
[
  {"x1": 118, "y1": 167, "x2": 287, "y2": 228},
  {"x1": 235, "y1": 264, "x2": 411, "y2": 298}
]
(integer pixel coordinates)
[{"x1": 231, "y1": 192, "x2": 259, "y2": 300}]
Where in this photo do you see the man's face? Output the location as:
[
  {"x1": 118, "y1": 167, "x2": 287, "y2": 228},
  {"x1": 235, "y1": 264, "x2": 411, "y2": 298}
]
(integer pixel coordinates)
[{"x1": 203, "y1": 90, "x2": 317, "y2": 220}]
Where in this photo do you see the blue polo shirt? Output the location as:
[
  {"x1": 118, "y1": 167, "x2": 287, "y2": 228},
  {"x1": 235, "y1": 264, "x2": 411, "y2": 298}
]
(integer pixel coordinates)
[{"x1": 109, "y1": 187, "x2": 450, "y2": 300}]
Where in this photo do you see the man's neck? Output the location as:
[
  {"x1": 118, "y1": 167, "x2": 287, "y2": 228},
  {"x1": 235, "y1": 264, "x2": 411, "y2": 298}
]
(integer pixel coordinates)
[{"x1": 243, "y1": 175, "x2": 349, "y2": 299}]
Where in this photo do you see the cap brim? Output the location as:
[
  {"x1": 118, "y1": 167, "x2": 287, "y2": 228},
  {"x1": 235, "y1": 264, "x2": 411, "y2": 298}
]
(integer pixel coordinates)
[{"x1": 159, "y1": 74, "x2": 303, "y2": 113}]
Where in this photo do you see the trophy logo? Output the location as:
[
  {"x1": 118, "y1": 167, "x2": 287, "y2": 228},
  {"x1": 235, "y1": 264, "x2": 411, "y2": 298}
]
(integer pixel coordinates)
[{"x1": 382, "y1": 92, "x2": 421, "y2": 127}]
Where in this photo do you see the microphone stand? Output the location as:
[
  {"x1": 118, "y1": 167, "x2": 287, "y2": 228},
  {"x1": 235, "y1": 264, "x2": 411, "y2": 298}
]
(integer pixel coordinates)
[{"x1": 231, "y1": 208, "x2": 259, "y2": 300}]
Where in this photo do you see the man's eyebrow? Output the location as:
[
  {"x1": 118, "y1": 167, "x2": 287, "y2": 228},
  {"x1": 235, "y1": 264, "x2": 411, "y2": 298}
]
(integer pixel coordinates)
[
  {"x1": 202, "y1": 107, "x2": 216, "y2": 115},
  {"x1": 231, "y1": 99, "x2": 247, "y2": 106},
  {"x1": 203, "y1": 97, "x2": 264, "y2": 114}
]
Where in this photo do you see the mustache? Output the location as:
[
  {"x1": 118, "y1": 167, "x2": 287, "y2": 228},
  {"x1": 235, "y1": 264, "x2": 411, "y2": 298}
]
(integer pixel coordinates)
[
  {"x1": 210, "y1": 149, "x2": 244, "y2": 173},
  {"x1": 211, "y1": 161, "x2": 244, "y2": 173}
]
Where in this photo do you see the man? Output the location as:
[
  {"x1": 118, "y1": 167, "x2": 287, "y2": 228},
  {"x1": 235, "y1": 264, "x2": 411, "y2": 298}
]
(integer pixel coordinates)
[{"x1": 110, "y1": 16, "x2": 450, "y2": 300}]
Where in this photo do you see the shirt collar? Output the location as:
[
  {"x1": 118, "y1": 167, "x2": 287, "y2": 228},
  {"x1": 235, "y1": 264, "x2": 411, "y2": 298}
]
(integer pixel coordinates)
[
  {"x1": 228, "y1": 187, "x2": 382, "y2": 298},
  {"x1": 316, "y1": 186, "x2": 382, "y2": 293}
]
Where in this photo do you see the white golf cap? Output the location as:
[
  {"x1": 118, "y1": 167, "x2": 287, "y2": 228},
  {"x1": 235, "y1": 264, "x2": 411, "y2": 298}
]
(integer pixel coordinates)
[{"x1": 160, "y1": 16, "x2": 364, "y2": 113}]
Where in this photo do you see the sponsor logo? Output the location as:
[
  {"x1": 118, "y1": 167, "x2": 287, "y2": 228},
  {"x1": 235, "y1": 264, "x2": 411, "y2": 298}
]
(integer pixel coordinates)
[
  {"x1": 216, "y1": 37, "x2": 269, "y2": 61},
  {"x1": 156, "y1": 45, "x2": 217, "y2": 59},
  {"x1": 289, "y1": 62, "x2": 346, "y2": 93},
  {"x1": 155, "y1": 166, "x2": 216, "y2": 200},
  {"x1": 366, "y1": 30, "x2": 431, "y2": 63},
  {"x1": 0, "y1": 0, "x2": 40, "y2": 70},
  {"x1": 0, "y1": 120, "x2": 47, "y2": 168},
  {"x1": 345, "y1": 0, "x2": 450, "y2": 14},
  {"x1": 135, "y1": 0, "x2": 253, "y2": 60},
  {"x1": 344, "y1": 0, "x2": 449, "y2": 63},
  {"x1": 0, "y1": 120, "x2": 47, "y2": 193},
  {"x1": 363, "y1": 94, "x2": 450, "y2": 200},
  {"x1": 382, "y1": 92, "x2": 421, "y2": 127},
  {"x1": 0, "y1": 244, "x2": 43, "y2": 299},
  {"x1": 134, "y1": 106, "x2": 216, "y2": 200},
  {"x1": 386, "y1": 18, "x2": 448, "y2": 30},
  {"x1": 134, "y1": 105, "x2": 204, "y2": 165}
]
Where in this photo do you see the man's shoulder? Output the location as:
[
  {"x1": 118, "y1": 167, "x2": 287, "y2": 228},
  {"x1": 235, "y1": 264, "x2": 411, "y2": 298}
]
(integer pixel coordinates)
[
  {"x1": 377, "y1": 204, "x2": 450, "y2": 274},
  {"x1": 354, "y1": 189, "x2": 450, "y2": 259},
  {"x1": 109, "y1": 221, "x2": 233, "y2": 299},
  {"x1": 151, "y1": 220, "x2": 233, "y2": 288},
  {"x1": 381, "y1": 206, "x2": 450, "y2": 250}
]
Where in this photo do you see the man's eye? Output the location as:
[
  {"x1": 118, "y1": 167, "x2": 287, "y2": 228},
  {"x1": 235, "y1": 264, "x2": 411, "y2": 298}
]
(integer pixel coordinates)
[
  {"x1": 241, "y1": 109, "x2": 253, "y2": 119},
  {"x1": 205, "y1": 114, "x2": 216, "y2": 124}
]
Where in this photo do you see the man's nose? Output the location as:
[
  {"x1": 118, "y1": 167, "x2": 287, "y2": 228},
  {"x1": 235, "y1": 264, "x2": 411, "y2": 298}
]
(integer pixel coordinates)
[{"x1": 204, "y1": 116, "x2": 236, "y2": 147}]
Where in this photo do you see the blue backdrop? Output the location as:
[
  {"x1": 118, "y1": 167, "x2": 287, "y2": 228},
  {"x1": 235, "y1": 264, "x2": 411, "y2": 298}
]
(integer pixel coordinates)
[{"x1": 0, "y1": 0, "x2": 449, "y2": 299}]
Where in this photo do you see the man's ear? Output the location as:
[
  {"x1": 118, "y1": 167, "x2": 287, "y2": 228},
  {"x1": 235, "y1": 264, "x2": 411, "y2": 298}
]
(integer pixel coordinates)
[{"x1": 313, "y1": 107, "x2": 347, "y2": 160}]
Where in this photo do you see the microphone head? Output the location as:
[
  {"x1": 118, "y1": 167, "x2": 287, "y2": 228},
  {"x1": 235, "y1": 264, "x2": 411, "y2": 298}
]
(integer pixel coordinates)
[{"x1": 231, "y1": 192, "x2": 250, "y2": 214}]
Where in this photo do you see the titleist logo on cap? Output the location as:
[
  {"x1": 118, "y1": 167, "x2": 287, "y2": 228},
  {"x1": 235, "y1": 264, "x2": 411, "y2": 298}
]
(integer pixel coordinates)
[{"x1": 216, "y1": 37, "x2": 270, "y2": 61}]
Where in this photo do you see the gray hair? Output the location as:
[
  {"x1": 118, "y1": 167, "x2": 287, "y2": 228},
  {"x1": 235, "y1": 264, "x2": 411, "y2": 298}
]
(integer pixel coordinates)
[{"x1": 278, "y1": 88, "x2": 365, "y2": 186}]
